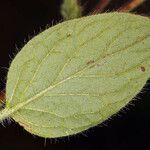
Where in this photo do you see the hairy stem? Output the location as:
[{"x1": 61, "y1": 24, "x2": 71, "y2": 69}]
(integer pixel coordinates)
[
  {"x1": 118, "y1": 0, "x2": 145, "y2": 12},
  {"x1": 0, "y1": 108, "x2": 14, "y2": 122}
]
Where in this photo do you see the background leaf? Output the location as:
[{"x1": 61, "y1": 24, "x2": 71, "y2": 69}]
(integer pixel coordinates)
[
  {"x1": 61, "y1": 0, "x2": 82, "y2": 20},
  {"x1": 4, "y1": 12, "x2": 150, "y2": 138}
]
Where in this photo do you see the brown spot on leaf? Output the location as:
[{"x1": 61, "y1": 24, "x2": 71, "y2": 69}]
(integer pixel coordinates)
[
  {"x1": 67, "y1": 33, "x2": 72, "y2": 37},
  {"x1": 17, "y1": 119, "x2": 33, "y2": 133},
  {"x1": 140, "y1": 66, "x2": 145, "y2": 72},
  {"x1": 86, "y1": 60, "x2": 95, "y2": 65},
  {"x1": 89, "y1": 64, "x2": 96, "y2": 68}
]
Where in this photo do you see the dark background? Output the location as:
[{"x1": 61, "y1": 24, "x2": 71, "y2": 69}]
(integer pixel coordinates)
[{"x1": 0, "y1": 0, "x2": 150, "y2": 150}]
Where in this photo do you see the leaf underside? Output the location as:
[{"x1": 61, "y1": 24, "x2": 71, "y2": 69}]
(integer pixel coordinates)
[{"x1": 6, "y1": 12, "x2": 150, "y2": 138}]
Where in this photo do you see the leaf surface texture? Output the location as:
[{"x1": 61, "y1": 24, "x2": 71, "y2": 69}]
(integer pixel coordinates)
[{"x1": 6, "y1": 13, "x2": 150, "y2": 138}]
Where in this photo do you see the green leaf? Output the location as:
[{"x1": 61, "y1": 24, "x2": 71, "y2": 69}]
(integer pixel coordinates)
[
  {"x1": 1, "y1": 12, "x2": 150, "y2": 138},
  {"x1": 61, "y1": 0, "x2": 82, "y2": 20}
]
